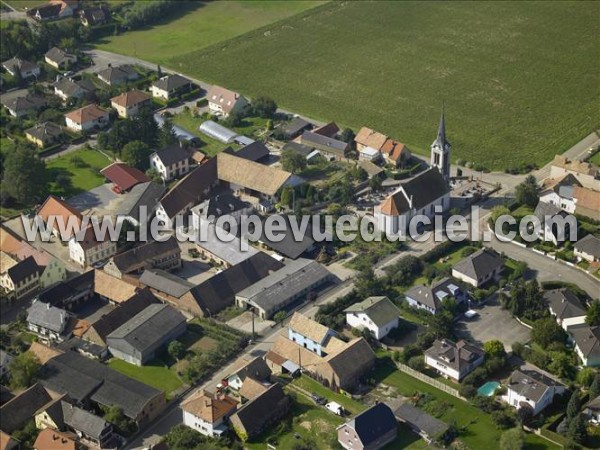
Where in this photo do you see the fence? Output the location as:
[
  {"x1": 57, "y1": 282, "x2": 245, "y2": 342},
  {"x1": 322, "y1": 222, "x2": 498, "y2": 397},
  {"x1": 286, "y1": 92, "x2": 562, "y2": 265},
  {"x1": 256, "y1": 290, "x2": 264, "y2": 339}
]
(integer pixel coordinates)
[{"x1": 395, "y1": 363, "x2": 464, "y2": 400}]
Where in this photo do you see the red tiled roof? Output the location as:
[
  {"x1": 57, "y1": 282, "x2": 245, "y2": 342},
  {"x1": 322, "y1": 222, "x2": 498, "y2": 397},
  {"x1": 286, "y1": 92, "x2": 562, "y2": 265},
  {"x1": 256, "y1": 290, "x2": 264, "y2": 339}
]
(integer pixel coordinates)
[
  {"x1": 101, "y1": 162, "x2": 150, "y2": 191},
  {"x1": 64, "y1": 104, "x2": 107, "y2": 125},
  {"x1": 110, "y1": 89, "x2": 152, "y2": 108},
  {"x1": 37, "y1": 195, "x2": 83, "y2": 238}
]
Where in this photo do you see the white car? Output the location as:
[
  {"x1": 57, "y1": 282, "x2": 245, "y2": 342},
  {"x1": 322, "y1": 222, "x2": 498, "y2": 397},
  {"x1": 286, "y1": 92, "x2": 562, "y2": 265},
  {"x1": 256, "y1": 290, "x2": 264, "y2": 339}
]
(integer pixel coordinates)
[{"x1": 325, "y1": 401, "x2": 344, "y2": 416}]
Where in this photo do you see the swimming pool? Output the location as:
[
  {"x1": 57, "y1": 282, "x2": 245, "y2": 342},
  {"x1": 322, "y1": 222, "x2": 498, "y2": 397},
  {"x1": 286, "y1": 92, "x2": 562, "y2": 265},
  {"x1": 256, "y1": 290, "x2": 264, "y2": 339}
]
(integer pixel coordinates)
[{"x1": 477, "y1": 381, "x2": 501, "y2": 397}]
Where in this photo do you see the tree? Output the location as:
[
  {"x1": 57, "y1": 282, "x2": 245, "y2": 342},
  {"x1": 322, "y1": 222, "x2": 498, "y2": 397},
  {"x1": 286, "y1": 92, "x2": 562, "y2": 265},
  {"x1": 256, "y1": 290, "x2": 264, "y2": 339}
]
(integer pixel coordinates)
[
  {"x1": 492, "y1": 410, "x2": 516, "y2": 430},
  {"x1": 484, "y1": 340, "x2": 506, "y2": 358},
  {"x1": 55, "y1": 173, "x2": 72, "y2": 193},
  {"x1": 590, "y1": 376, "x2": 600, "y2": 399},
  {"x1": 273, "y1": 311, "x2": 287, "y2": 325},
  {"x1": 9, "y1": 353, "x2": 41, "y2": 389},
  {"x1": 251, "y1": 96, "x2": 277, "y2": 118},
  {"x1": 159, "y1": 119, "x2": 178, "y2": 148},
  {"x1": 369, "y1": 176, "x2": 383, "y2": 192},
  {"x1": 103, "y1": 405, "x2": 136, "y2": 436},
  {"x1": 145, "y1": 168, "x2": 163, "y2": 184},
  {"x1": 281, "y1": 149, "x2": 307, "y2": 174},
  {"x1": 515, "y1": 175, "x2": 540, "y2": 207},
  {"x1": 340, "y1": 127, "x2": 355, "y2": 144},
  {"x1": 566, "y1": 391, "x2": 581, "y2": 421},
  {"x1": 427, "y1": 310, "x2": 454, "y2": 339},
  {"x1": 121, "y1": 140, "x2": 152, "y2": 171},
  {"x1": 567, "y1": 414, "x2": 587, "y2": 444},
  {"x1": 2, "y1": 145, "x2": 47, "y2": 205},
  {"x1": 531, "y1": 317, "x2": 566, "y2": 348},
  {"x1": 548, "y1": 351, "x2": 573, "y2": 379},
  {"x1": 226, "y1": 109, "x2": 245, "y2": 127},
  {"x1": 499, "y1": 428, "x2": 524, "y2": 450},
  {"x1": 586, "y1": 299, "x2": 600, "y2": 326},
  {"x1": 516, "y1": 404, "x2": 533, "y2": 426},
  {"x1": 491, "y1": 205, "x2": 511, "y2": 225},
  {"x1": 280, "y1": 187, "x2": 293, "y2": 208},
  {"x1": 168, "y1": 340, "x2": 185, "y2": 361},
  {"x1": 577, "y1": 368, "x2": 597, "y2": 387}
]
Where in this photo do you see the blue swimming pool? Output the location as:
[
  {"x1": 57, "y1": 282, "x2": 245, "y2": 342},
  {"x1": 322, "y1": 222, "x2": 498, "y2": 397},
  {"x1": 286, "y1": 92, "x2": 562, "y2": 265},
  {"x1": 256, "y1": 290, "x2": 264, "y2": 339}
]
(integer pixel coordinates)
[{"x1": 477, "y1": 381, "x2": 501, "y2": 397}]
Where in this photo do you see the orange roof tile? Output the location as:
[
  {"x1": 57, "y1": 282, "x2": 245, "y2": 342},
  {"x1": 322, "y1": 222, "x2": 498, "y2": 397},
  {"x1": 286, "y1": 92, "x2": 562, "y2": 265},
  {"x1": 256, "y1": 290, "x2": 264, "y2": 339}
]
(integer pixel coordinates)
[
  {"x1": 355, "y1": 127, "x2": 388, "y2": 150},
  {"x1": 33, "y1": 429, "x2": 77, "y2": 450},
  {"x1": 64, "y1": 104, "x2": 107, "y2": 125},
  {"x1": 110, "y1": 89, "x2": 151, "y2": 108},
  {"x1": 37, "y1": 196, "x2": 83, "y2": 238},
  {"x1": 181, "y1": 390, "x2": 237, "y2": 423}
]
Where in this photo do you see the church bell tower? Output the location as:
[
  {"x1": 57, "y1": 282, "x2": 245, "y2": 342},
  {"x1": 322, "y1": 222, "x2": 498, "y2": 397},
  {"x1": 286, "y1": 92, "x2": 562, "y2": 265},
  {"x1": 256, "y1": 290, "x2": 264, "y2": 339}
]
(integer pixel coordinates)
[{"x1": 430, "y1": 107, "x2": 451, "y2": 183}]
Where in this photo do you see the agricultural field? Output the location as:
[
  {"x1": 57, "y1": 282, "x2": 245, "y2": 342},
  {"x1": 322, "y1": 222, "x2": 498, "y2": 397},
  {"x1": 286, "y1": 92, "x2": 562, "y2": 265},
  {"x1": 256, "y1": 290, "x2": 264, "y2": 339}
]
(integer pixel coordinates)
[
  {"x1": 170, "y1": 1, "x2": 599, "y2": 170},
  {"x1": 96, "y1": 1, "x2": 324, "y2": 64}
]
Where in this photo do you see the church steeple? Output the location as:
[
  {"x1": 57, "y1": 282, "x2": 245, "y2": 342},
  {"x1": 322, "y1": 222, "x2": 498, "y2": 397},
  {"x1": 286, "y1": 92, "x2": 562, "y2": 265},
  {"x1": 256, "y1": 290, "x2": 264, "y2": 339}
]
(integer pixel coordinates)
[{"x1": 431, "y1": 106, "x2": 451, "y2": 183}]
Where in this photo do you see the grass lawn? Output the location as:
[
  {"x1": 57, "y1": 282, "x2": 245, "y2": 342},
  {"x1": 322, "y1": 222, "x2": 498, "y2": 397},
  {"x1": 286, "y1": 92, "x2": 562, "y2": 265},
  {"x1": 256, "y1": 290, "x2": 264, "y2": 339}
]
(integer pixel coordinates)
[
  {"x1": 170, "y1": 110, "x2": 237, "y2": 156},
  {"x1": 95, "y1": 1, "x2": 324, "y2": 65},
  {"x1": 523, "y1": 433, "x2": 562, "y2": 450},
  {"x1": 170, "y1": 1, "x2": 599, "y2": 170},
  {"x1": 4, "y1": 0, "x2": 46, "y2": 11},
  {"x1": 588, "y1": 152, "x2": 600, "y2": 166},
  {"x1": 108, "y1": 358, "x2": 183, "y2": 395},
  {"x1": 46, "y1": 148, "x2": 112, "y2": 197},
  {"x1": 291, "y1": 375, "x2": 365, "y2": 415}
]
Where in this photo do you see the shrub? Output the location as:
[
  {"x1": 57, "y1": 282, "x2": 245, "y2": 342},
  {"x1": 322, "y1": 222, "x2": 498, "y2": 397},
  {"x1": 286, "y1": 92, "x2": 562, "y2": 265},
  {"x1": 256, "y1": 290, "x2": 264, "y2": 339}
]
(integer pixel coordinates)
[
  {"x1": 459, "y1": 384, "x2": 477, "y2": 399},
  {"x1": 492, "y1": 410, "x2": 517, "y2": 430},
  {"x1": 407, "y1": 355, "x2": 425, "y2": 372}
]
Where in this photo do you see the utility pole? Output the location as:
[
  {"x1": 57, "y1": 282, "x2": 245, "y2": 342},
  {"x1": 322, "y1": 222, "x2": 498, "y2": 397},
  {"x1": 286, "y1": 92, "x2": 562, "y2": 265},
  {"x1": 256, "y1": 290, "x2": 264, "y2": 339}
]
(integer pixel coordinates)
[{"x1": 251, "y1": 306, "x2": 255, "y2": 339}]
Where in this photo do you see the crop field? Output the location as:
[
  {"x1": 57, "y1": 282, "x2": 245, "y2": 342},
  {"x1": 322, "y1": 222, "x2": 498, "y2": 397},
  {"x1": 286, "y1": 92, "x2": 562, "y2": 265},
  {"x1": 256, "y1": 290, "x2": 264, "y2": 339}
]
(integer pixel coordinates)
[
  {"x1": 96, "y1": 1, "x2": 324, "y2": 64},
  {"x1": 169, "y1": 1, "x2": 599, "y2": 170}
]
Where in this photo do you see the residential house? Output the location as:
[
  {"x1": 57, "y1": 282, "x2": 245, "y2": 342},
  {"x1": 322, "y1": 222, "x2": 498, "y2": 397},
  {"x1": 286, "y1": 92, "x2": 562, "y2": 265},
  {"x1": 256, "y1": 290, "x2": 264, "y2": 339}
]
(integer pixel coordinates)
[
  {"x1": 358, "y1": 146, "x2": 382, "y2": 162},
  {"x1": 149, "y1": 144, "x2": 191, "y2": 182},
  {"x1": 344, "y1": 296, "x2": 400, "y2": 340},
  {"x1": 181, "y1": 390, "x2": 238, "y2": 437},
  {"x1": 538, "y1": 174, "x2": 581, "y2": 214},
  {"x1": 40, "y1": 351, "x2": 166, "y2": 426},
  {"x1": 206, "y1": 85, "x2": 248, "y2": 117},
  {"x1": 0, "y1": 351, "x2": 13, "y2": 382},
  {"x1": 68, "y1": 224, "x2": 117, "y2": 268},
  {"x1": 2, "y1": 95, "x2": 46, "y2": 118},
  {"x1": 300, "y1": 131, "x2": 349, "y2": 160},
  {"x1": 190, "y1": 188, "x2": 255, "y2": 230},
  {"x1": 424, "y1": 339, "x2": 485, "y2": 382},
  {"x1": 550, "y1": 155, "x2": 600, "y2": 190},
  {"x1": 0, "y1": 254, "x2": 41, "y2": 300},
  {"x1": 106, "y1": 304, "x2": 186, "y2": 366},
  {"x1": 375, "y1": 167, "x2": 450, "y2": 236},
  {"x1": 545, "y1": 288, "x2": 587, "y2": 331},
  {"x1": 25, "y1": 122, "x2": 63, "y2": 148},
  {"x1": 503, "y1": 368, "x2": 566, "y2": 415},
  {"x1": 2, "y1": 57, "x2": 40, "y2": 79},
  {"x1": 33, "y1": 428, "x2": 78, "y2": 450},
  {"x1": 151, "y1": 74, "x2": 192, "y2": 100},
  {"x1": 229, "y1": 383, "x2": 290, "y2": 440},
  {"x1": 96, "y1": 64, "x2": 139, "y2": 86},
  {"x1": 569, "y1": 324, "x2": 600, "y2": 367},
  {"x1": 281, "y1": 117, "x2": 312, "y2": 139},
  {"x1": 103, "y1": 237, "x2": 181, "y2": 279},
  {"x1": 380, "y1": 139, "x2": 411, "y2": 168},
  {"x1": 238, "y1": 377, "x2": 270, "y2": 401},
  {"x1": 100, "y1": 162, "x2": 150, "y2": 193},
  {"x1": 112, "y1": 181, "x2": 166, "y2": 227},
  {"x1": 44, "y1": 47, "x2": 77, "y2": 70},
  {"x1": 337, "y1": 403, "x2": 397, "y2": 450},
  {"x1": 225, "y1": 357, "x2": 271, "y2": 391},
  {"x1": 110, "y1": 89, "x2": 152, "y2": 119},
  {"x1": 52, "y1": 77, "x2": 95, "y2": 102},
  {"x1": 354, "y1": 127, "x2": 388, "y2": 152},
  {"x1": 533, "y1": 201, "x2": 572, "y2": 245},
  {"x1": 584, "y1": 396, "x2": 600, "y2": 425},
  {"x1": 452, "y1": 249, "x2": 504, "y2": 288},
  {"x1": 27, "y1": 300, "x2": 70, "y2": 342},
  {"x1": 0, "y1": 383, "x2": 53, "y2": 433},
  {"x1": 288, "y1": 312, "x2": 337, "y2": 357},
  {"x1": 393, "y1": 403, "x2": 449, "y2": 444},
  {"x1": 79, "y1": 6, "x2": 109, "y2": 26},
  {"x1": 30, "y1": 1, "x2": 74, "y2": 21},
  {"x1": 574, "y1": 234, "x2": 600, "y2": 263},
  {"x1": 404, "y1": 277, "x2": 467, "y2": 314},
  {"x1": 64, "y1": 104, "x2": 109, "y2": 132},
  {"x1": 235, "y1": 259, "x2": 334, "y2": 319}
]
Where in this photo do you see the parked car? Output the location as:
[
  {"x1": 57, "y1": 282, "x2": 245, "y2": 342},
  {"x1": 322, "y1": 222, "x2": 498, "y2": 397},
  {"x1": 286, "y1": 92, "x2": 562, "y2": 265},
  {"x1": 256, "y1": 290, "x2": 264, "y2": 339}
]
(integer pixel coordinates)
[
  {"x1": 310, "y1": 392, "x2": 326, "y2": 405},
  {"x1": 326, "y1": 401, "x2": 344, "y2": 416}
]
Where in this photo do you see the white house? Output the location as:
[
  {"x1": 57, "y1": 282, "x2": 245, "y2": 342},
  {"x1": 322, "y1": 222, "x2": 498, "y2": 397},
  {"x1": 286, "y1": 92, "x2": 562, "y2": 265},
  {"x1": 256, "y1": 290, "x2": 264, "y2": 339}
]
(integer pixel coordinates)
[
  {"x1": 206, "y1": 85, "x2": 248, "y2": 118},
  {"x1": 404, "y1": 277, "x2": 467, "y2": 314},
  {"x1": 288, "y1": 312, "x2": 337, "y2": 357},
  {"x1": 44, "y1": 47, "x2": 77, "y2": 70},
  {"x1": 225, "y1": 357, "x2": 271, "y2": 391},
  {"x1": 451, "y1": 249, "x2": 504, "y2": 288},
  {"x1": 68, "y1": 225, "x2": 117, "y2": 268},
  {"x1": 26, "y1": 300, "x2": 70, "y2": 342},
  {"x1": 503, "y1": 369, "x2": 566, "y2": 415},
  {"x1": 545, "y1": 288, "x2": 587, "y2": 331},
  {"x1": 0, "y1": 254, "x2": 40, "y2": 300},
  {"x1": 64, "y1": 104, "x2": 109, "y2": 132},
  {"x1": 358, "y1": 146, "x2": 382, "y2": 162},
  {"x1": 569, "y1": 324, "x2": 600, "y2": 367},
  {"x1": 424, "y1": 339, "x2": 485, "y2": 382},
  {"x1": 149, "y1": 144, "x2": 191, "y2": 182},
  {"x1": 344, "y1": 296, "x2": 400, "y2": 340},
  {"x1": 538, "y1": 174, "x2": 581, "y2": 214},
  {"x1": 110, "y1": 90, "x2": 152, "y2": 119},
  {"x1": 151, "y1": 74, "x2": 192, "y2": 100},
  {"x1": 182, "y1": 390, "x2": 238, "y2": 437},
  {"x1": 2, "y1": 57, "x2": 40, "y2": 79},
  {"x1": 574, "y1": 234, "x2": 600, "y2": 263}
]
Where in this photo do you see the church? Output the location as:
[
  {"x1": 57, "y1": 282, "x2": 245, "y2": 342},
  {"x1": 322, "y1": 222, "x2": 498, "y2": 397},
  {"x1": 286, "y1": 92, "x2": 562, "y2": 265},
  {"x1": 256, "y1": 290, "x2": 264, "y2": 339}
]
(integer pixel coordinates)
[{"x1": 374, "y1": 111, "x2": 451, "y2": 236}]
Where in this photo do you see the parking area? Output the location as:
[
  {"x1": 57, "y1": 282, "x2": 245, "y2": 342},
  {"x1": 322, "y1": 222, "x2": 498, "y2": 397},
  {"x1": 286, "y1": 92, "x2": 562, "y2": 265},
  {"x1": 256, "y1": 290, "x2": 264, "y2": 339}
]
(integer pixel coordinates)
[
  {"x1": 227, "y1": 310, "x2": 275, "y2": 335},
  {"x1": 68, "y1": 184, "x2": 118, "y2": 216},
  {"x1": 455, "y1": 295, "x2": 530, "y2": 351}
]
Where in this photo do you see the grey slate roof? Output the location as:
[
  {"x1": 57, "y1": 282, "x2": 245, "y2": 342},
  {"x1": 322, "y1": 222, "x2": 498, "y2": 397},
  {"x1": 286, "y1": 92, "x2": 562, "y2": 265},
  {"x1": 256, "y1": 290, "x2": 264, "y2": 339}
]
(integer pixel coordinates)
[
  {"x1": 452, "y1": 249, "x2": 503, "y2": 281},
  {"x1": 0, "y1": 383, "x2": 53, "y2": 433},
  {"x1": 344, "y1": 296, "x2": 400, "y2": 327},
  {"x1": 424, "y1": 339, "x2": 484, "y2": 372},
  {"x1": 230, "y1": 383, "x2": 289, "y2": 438},
  {"x1": 45, "y1": 47, "x2": 75, "y2": 66},
  {"x1": 27, "y1": 300, "x2": 68, "y2": 333},
  {"x1": 404, "y1": 277, "x2": 463, "y2": 311},
  {"x1": 227, "y1": 141, "x2": 269, "y2": 162},
  {"x1": 569, "y1": 324, "x2": 600, "y2": 360},
  {"x1": 2, "y1": 57, "x2": 38, "y2": 74},
  {"x1": 61, "y1": 401, "x2": 110, "y2": 440},
  {"x1": 383, "y1": 168, "x2": 450, "y2": 215},
  {"x1": 282, "y1": 141, "x2": 314, "y2": 157},
  {"x1": 110, "y1": 237, "x2": 180, "y2": 273},
  {"x1": 534, "y1": 201, "x2": 564, "y2": 220},
  {"x1": 196, "y1": 221, "x2": 258, "y2": 266},
  {"x1": 343, "y1": 402, "x2": 397, "y2": 447},
  {"x1": 300, "y1": 131, "x2": 348, "y2": 155},
  {"x1": 2, "y1": 95, "x2": 46, "y2": 114},
  {"x1": 508, "y1": 369, "x2": 564, "y2": 403},
  {"x1": 113, "y1": 181, "x2": 166, "y2": 222},
  {"x1": 152, "y1": 144, "x2": 190, "y2": 167},
  {"x1": 394, "y1": 403, "x2": 449, "y2": 438},
  {"x1": 37, "y1": 270, "x2": 94, "y2": 307},
  {"x1": 106, "y1": 304, "x2": 186, "y2": 355},
  {"x1": 7, "y1": 255, "x2": 40, "y2": 284},
  {"x1": 25, "y1": 122, "x2": 63, "y2": 141},
  {"x1": 545, "y1": 288, "x2": 586, "y2": 320},
  {"x1": 96, "y1": 65, "x2": 138, "y2": 84},
  {"x1": 253, "y1": 215, "x2": 315, "y2": 259},
  {"x1": 53, "y1": 77, "x2": 95, "y2": 98},
  {"x1": 140, "y1": 269, "x2": 194, "y2": 298},
  {"x1": 152, "y1": 74, "x2": 191, "y2": 92},
  {"x1": 281, "y1": 117, "x2": 312, "y2": 137},
  {"x1": 575, "y1": 234, "x2": 600, "y2": 259}
]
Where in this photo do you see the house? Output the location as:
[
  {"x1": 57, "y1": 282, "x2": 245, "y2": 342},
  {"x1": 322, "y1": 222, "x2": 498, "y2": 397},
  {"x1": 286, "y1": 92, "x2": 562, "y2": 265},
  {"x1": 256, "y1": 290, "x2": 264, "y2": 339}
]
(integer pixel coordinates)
[
  {"x1": 288, "y1": 312, "x2": 337, "y2": 357},
  {"x1": 110, "y1": 89, "x2": 152, "y2": 119},
  {"x1": 550, "y1": 155, "x2": 600, "y2": 190},
  {"x1": 281, "y1": 117, "x2": 312, "y2": 139},
  {"x1": 533, "y1": 201, "x2": 572, "y2": 245},
  {"x1": 358, "y1": 146, "x2": 382, "y2": 162},
  {"x1": 545, "y1": 288, "x2": 587, "y2": 331},
  {"x1": 64, "y1": 104, "x2": 109, "y2": 132},
  {"x1": 393, "y1": 403, "x2": 449, "y2": 444},
  {"x1": 68, "y1": 224, "x2": 117, "y2": 268},
  {"x1": 2, "y1": 57, "x2": 40, "y2": 79},
  {"x1": 235, "y1": 259, "x2": 333, "y2": 319},
  {"x1": 225, "y1": 357, "x2": 271, "y2": 391},
  {"x1": 191, "y1": 188, "x2": 255, "y2": 229},
  {"x1": 300, "y1": 131, "x2": 349, "y2": 160},
  {"x1": 424, "y1": 339, "x2": 485, "y2": 382},
  {"x1": 312, "y1": 121, "x2": 340, "y2": 138},
  {"x1": 248, "y1": 215, "x2": 316, "y2": 260},
  {"x1": 354, "y1": 127, "x2": 388, "y2": 152},
  {"x1": 30, "y1": 1, "x2": 74, "y2": 21},
  {"x1": 404, "y1": 277, "x2": 467, "y2": 314},
  {"x1": 573, "y1": 186, "x2": 600, "y2": 220},
  {"x1": 25, "y1": 122, "x2": 63, "y2": 148},
  {"x1": 452, "y1": 249, "x2": 504, "y2": 288},
  {"x1": 1, "y1": 254, "x2": 41, "y2": 300},
  {"x1": 0, "y1": 351, "x2": 13, "y2": 381},
  {"x1": 229, "y1": 383, "x2": 290, "y2": 440},
  {"x1": 583, "y1": 396, "x2": 600, "y2": 425},
  {"x1": 227, "y1": 141, "x2": 270, "y2": 163},
  {"x1": 79, "y1": 6, "x2": 109, "y2": 26},
  {"x1": 0, "y1": 432, "x2": 18, "y2": 450},
  {"x1": 0, "y1": 383, "x2": 53, "y2": 433},
  {"x1": 52, "y1": 77, "x2": 95, "y2": 102},
  {"x1": 36, "y1": 271, "x2": 93, "y2": 310},
  {"x1": 100, "y1": 162, "x2": 150, "y2": 193},
  {"x1": 36, "y1": 195, "x2": 82, "y2": 239},
  {"x1": 181, "y1": 390, "x2": 238, "y2": 437},
  {"x1": 44, "y1": 47, "x2": 77, "y2": 70},
  {"x1": 27, "y1": 300, "x2": 70, "y2": 342},
  {"x1": 149, "y1": 144, "x2": 191, "y2": 182},
  {"x1": 574, "y1": 234, "x2": 600, "y2": 263},
  {"x1": 359, "y1": 160, "x2": 385, "y2": 179},
  {"x1": 503, "y1": 368, "x2": 566, "y2": 415},
  {"x1": 344, "y1": 296, "x2": 400, "y2": 339},
  {"x1": 112, "y1": 181, "x2": 166, "y2": 227},
  {"x1": 206, "y1": 85, "x2": 248, "y2": 117},
  {"x1": 569, "y1": 324, "x2": 600, "y2": 367},
  {"x1": 2, "y1": 95, "x2": 46, "y2": 118},
  {"x1": 375, "y1": 168, "x2": 450, "y2": 236},
  {"x1": 538, "y1": 174, "x2": 581, "y2": 214},
  {"x1": 96, "y1": 64, "x2": 139, "y2": 86},
  {"x1": 194, "y1": 219, "x2": 259, "y2": 268},
  {"x1": 151, "y1": 74, "x2": 192, "y2": 100},
  {"x1": 35, "y1": 398, "x2": 114, "y2": 448},
  {"x1": 40, "y1": 351, "x2": 166, "y2": 425},
  {"x1": 103, "y1": 237, "x2": 181, "y2": 279},
  {"x1": 380, "y1": 139, "x2": 411, "y2": 168},
  {"x1": 336, "y1": 403, "x2": 397, "y2": 450},
  {"x1": 33, "y1": 428, "x2": 77, "y2": 450}
]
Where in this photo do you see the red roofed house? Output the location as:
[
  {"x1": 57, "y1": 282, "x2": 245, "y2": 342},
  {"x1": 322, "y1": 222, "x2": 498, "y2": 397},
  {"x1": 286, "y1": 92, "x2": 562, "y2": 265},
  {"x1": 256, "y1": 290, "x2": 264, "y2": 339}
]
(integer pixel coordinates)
[
  {"x1": 64, "y1": 104, "x2": 109, "y2": 132},
  {"x1": 37, "y1": 195, "x2": 83, "y2": 239},
  {"x1": 182, "y1": 390, "x2": 238, "y2": 437},
  {"x1": 207, "y1": 85, "x2": 248, "y2": 118},
  {"x1": 101, "y1": 162, "x2": 150, "y2": 193},
  {"x1": 381, "y1": 139, "x2": 412, "y2": 168},
  {"x1": 110, "y1": 90, "x2": 152, "y2": 119}
]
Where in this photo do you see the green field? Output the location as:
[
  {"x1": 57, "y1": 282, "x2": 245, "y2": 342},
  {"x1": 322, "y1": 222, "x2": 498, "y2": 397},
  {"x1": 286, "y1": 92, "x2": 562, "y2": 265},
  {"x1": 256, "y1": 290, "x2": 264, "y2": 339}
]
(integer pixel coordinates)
[
  {"x1": 46, "y1": 148, "x2": 112, "y2": 196},
  {"x1": 108, "y1": 358, "x2": 183, "y2": 395},
  {"x1": 166, "y1": 1, "x2": 599, "y2": 170},
  {"x1": 96, "y1": 1, "x2": 324, "y2": 64},
  {"x1": 589, "y1": 152, "x2": 600, "y2": 166}
]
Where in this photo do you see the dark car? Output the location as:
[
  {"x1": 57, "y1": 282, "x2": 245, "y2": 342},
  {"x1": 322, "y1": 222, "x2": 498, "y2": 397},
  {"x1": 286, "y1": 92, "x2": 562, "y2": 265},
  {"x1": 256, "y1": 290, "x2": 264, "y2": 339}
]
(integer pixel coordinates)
[{"x1": 310, "y1": 392, "x2": 326, "y2": 405}]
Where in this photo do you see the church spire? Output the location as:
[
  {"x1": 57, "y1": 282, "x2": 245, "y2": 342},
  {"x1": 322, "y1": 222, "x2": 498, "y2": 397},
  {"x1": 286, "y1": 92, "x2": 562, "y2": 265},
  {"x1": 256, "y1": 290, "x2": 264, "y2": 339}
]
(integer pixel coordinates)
[
  {"x1": 430, "y1": 104, "x2": 451, "y2": 183},
  {"x1": 434, "y1": 104, "x2": 450, "y2": 150}
]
